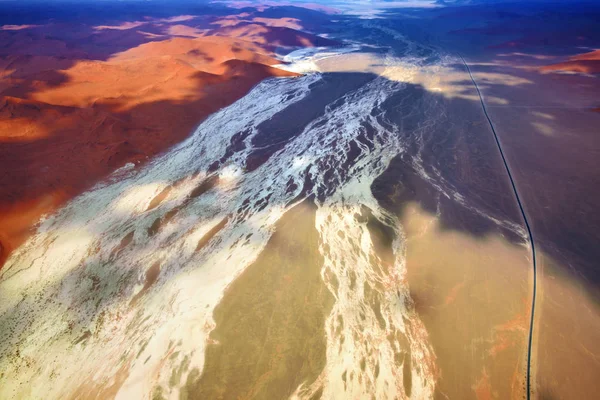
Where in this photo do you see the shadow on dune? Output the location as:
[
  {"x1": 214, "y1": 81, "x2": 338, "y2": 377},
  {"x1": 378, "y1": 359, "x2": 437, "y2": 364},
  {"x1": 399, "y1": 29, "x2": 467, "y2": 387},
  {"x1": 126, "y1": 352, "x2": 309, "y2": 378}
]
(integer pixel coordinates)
[
  {"x1": 0, "y1": 2, "x2": 340, "y2": 266},
  {"x1": 0, "y1": 60, "x2": 295, "y2": 265}
]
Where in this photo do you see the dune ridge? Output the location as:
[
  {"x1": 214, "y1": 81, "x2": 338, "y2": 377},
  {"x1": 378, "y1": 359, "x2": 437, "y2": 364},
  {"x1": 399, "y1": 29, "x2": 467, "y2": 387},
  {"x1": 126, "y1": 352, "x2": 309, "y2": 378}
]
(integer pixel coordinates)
[
  {"x1": 0, "y1": 12, "x2": 332, "y2": 267},
  {"x1": 539, "y1": 49, "x2": 600, "y2": 74}
]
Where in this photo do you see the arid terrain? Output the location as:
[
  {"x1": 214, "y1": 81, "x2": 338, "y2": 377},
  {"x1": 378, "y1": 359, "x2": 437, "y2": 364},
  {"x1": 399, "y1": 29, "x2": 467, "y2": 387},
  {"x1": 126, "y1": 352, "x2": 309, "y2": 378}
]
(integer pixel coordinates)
[
  {"x1": 0, "y1": 5, "x2": 341, "y2": 266},
  {"x1": 0, "y1": 1, "x2": 599, "y2": 399}
]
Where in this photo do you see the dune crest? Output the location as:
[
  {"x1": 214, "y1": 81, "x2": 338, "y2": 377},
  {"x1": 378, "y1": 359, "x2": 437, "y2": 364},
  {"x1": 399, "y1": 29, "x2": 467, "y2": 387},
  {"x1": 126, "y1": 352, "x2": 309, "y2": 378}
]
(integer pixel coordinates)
[
  {"x1": 539, "y1": 49, "x2": 600, "y2": 74},
  {"x1": 0, "y1": 13, "x2": 326, "y2": 267}
]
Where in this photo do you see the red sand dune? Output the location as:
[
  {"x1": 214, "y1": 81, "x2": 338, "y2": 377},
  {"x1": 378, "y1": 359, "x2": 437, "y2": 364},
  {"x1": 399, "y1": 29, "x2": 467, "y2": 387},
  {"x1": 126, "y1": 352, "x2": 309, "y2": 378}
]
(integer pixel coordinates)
[
  {"x1": 539, "y1": 49, "x2": 600, "y2": 75},
  {"x1": 0, "y1": 18, "x2": 312, "y2": 267},
  {"x1": 570, "y1": 49, "x2": 600, "y2": 61}
]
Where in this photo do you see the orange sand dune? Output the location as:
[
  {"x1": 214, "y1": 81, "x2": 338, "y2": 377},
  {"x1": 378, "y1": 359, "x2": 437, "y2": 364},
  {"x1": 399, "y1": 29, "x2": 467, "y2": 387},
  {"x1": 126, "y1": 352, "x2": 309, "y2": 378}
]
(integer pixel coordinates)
[
  {"x1": 0, "y1": 29, "x2": 300, "y2": 267},
  {"x1": 110, "y1": 36, "x2": 277, "y2": 66},
  {"x1": 27, "y1": 37, "x2": 283, "y2": 110},
  {"x1": 539, "y1": 49, "x2": 600, "y2": 74},
  {"x1": 540, "y1": 61, "x2": 600, "y2": 74},
  {"x1": 570, "y1": 49, "x2": 600, "y2": 61}
]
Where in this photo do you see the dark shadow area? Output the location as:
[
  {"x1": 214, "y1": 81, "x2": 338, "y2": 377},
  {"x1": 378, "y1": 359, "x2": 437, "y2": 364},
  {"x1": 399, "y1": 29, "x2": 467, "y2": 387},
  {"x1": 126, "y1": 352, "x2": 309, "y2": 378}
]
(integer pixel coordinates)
[
  {"x1": 350, "y1": 0, "x2": 600, "y2": 294},
  {"x1": 376, "y1": 1, "x2": 600, "y2": 60},
  {"x1": 442, "y1": 58, "x2": 600, "y2": 289},
  {"x1": 367, "y1": 4, "x2": 600, "y2": 400}
]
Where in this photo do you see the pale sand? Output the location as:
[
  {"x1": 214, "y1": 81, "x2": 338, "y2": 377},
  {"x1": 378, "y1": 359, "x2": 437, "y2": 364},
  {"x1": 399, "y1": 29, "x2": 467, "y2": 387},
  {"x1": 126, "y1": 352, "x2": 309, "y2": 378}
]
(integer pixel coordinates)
[{"x1": 399, "y1": 202, "x2": 531, "y2": 400}]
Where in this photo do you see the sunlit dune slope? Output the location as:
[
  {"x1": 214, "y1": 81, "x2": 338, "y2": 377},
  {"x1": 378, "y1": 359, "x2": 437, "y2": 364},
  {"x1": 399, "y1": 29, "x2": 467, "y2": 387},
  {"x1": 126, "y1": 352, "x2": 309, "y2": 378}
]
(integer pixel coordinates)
[
  {"x1": 0, "y1": 32, "x2": 299, "y2": 267},
  {"x1": 25, "y1": 36, "x2": 288, "y2": 110},
  {"x1": 540, "y1": 49, "x2": 600, "y2": 74}
]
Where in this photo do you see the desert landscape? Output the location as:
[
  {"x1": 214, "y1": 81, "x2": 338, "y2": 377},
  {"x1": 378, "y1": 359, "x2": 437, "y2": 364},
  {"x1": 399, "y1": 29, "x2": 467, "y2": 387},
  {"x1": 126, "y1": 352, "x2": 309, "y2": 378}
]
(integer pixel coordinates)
[
  {"x1": 0, "y1": 5, "x2": 344, "y2": 266},
  {"x1": 0, "y1": 1, "x2": 599, "y2": 399}
]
